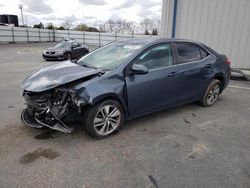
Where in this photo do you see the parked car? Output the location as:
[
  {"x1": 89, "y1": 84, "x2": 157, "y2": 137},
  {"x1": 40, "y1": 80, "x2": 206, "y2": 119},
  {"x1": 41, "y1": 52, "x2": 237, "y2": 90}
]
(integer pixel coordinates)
[
  {"x1": 21, "y1": 38, "x2": 231, "y2": 138},
  {"x1": 42, "y1": 41, "x2": 89, "y2": 60}
]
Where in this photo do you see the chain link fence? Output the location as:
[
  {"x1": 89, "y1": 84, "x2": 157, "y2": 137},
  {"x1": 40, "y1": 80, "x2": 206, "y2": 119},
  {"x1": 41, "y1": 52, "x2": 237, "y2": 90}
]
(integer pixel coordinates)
[{"x1": 0, "y1": 25, "x2": 159, "y2": 46}]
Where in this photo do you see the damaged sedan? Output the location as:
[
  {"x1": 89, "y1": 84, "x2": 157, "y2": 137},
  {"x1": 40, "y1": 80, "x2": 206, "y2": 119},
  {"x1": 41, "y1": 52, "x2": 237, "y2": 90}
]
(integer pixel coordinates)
[{"x1": 21, "y1": 38, "x2": 231, "y2": 138}]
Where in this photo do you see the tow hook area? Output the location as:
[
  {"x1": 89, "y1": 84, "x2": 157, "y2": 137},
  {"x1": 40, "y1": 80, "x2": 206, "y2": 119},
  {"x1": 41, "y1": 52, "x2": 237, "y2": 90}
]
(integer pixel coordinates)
[
  {"x1": 21, "y1": 109, "x2": 43, "y2": 129},
  {"x1": 21, "y1": 108, "x2": 73, "y2": 133},
  {"x1": 35, "y1": 107, "x2": 73, "y2": 133}
]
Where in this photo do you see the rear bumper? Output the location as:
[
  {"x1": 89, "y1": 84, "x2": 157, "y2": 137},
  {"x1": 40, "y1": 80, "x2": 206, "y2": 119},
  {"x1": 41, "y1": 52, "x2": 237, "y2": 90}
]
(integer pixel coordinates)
[{"x1": 224, "y1": 67, "x2": 231, "y2": 89}]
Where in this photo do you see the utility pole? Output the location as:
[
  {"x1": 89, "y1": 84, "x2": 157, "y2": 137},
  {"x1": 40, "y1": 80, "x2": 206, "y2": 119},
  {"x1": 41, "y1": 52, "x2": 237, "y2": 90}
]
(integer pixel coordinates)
[{"x1": 18, "y1": 4, "x2": 24, "y2": 26}]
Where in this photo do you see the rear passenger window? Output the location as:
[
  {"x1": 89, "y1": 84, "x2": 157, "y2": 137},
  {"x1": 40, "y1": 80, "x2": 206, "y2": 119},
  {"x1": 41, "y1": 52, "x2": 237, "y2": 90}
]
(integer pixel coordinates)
[
  {"x1": 200, "y1": 48, "x2": 208, "y2": 59},
  {"x1": 176, "y1": 43, "x2": 208, "y2": 63}
]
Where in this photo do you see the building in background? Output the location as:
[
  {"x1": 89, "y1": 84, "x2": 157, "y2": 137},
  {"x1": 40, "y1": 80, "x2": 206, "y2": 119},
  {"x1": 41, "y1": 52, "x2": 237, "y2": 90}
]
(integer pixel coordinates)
[
  {"x1": 0, "y1": 15, "x2": 19, "y2": 27},
  {"x1": 161, "y1": 0, "x2": 250, "y2": 69}
]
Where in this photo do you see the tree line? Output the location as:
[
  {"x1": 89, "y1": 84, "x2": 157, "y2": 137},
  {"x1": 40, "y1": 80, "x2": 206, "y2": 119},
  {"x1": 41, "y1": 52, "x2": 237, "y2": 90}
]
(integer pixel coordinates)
[{"x1": 32, "y1": 18, "x2": 160, "y2": 35}]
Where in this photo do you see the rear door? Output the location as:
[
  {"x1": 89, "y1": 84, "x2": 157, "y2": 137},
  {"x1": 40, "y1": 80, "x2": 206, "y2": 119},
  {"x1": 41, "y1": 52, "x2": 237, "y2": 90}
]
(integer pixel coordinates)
[
  {"x1": 71, "y1": 42, "x2": 82, "y2": 58},
  {"x1": 174, "y1": 42, "x2": 214, "y2": 103}
]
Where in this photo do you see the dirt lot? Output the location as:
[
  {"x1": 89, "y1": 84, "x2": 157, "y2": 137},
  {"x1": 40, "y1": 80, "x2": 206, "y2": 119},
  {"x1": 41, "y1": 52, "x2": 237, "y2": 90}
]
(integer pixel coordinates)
[{"x1": 0, "y1": 43, "x2": 250, "y2": 188}]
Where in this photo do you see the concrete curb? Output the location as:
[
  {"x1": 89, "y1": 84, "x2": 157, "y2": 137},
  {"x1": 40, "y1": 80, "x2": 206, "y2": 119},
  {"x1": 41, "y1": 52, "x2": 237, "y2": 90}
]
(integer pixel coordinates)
[{"x1": 231, "y1": 69, "x2": 250, "y2": 81}]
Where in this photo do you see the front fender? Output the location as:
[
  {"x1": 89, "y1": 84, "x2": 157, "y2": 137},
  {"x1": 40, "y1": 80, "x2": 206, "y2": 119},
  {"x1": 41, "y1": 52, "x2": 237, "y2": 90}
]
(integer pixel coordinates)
[{"x1": 74, "y1": 74, "x2": 127, "y2": 116}]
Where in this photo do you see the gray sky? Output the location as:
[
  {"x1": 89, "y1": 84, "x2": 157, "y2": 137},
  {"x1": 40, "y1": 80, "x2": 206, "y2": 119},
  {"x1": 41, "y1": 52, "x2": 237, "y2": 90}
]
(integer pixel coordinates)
[{"x1": 0, "y1": 0, "x2": 162, "y2": 26}]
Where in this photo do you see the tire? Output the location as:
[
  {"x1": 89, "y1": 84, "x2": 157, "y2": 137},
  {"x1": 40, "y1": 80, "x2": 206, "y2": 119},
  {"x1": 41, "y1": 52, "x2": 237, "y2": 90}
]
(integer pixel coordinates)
[
  {"x1": 200, "y1": 79, "x2": 221, "y2": 107},
  {"x1": 64, "y1": 52, "x2": 72, "y2": 60},
  {"x1": 84, "y1": 49, "x2": 89, "y2": 55},
  {"x1": 81, "y1": 49, "x2": 88, "y2": 58},
  {"x1": 83, "y1": 100, "x2": 125, "y2": 138}
]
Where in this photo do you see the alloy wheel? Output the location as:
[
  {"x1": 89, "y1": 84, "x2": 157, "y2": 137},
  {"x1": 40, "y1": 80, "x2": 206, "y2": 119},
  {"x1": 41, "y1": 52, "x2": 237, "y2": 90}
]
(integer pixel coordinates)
[
  {"x1": 206, "y1": 84, "x2": 220, "y2": 105},
  {"x1": 67, "y1": 53, "x2": 72, "y2": 60},
  {"x1": 93, "y1": 105, "x2": 121, "y2": 136}
]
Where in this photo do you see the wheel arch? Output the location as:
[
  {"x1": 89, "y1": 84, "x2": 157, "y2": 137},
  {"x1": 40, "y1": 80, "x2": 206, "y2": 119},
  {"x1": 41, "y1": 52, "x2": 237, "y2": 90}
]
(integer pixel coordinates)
[
  {"x1": 91, "y1": 93, "x2": 128, "y2": 119},
  {"x1": 214, "y1": 73, "x2": 226, "y2": 92}
]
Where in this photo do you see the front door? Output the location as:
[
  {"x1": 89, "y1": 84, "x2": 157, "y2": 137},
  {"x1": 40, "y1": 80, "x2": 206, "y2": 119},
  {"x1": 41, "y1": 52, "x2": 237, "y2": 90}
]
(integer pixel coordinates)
[
  {"x1": 125, "y1": 43, "x2": 180, "y2": 118},
  {"x1": 71, "y1": 42, "x2": 82, "y2": 58}
]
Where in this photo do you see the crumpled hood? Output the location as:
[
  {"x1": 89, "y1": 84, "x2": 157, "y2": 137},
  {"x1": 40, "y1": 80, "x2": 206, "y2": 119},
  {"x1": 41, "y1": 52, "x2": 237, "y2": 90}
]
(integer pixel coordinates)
[{"x1": 21, "y1": 61, "x2": 101, "y2": 92}]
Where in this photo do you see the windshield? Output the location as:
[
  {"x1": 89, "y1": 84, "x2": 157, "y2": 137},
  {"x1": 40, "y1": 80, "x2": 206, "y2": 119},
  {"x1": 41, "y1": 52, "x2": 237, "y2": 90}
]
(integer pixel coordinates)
[
  {"x1": 77, "y1": 42, "x2": 143, "y2": 70},
  {"x1": 53, "y1": 42, "x2": 71, "y2": 48}
]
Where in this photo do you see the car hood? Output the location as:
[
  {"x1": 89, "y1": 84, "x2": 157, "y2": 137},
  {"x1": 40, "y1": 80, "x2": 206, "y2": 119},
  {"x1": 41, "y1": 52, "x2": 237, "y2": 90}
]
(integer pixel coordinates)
[{"x1": 21, "y1": 61, "x2": 101, "y2": 92}]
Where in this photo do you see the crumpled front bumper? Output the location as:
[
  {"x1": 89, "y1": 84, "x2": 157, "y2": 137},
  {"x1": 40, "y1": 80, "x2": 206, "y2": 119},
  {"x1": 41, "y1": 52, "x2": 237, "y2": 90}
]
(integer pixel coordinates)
[
  {"x1": 21, "y1": 90, "x2": 75, "y2": 133},
  {"x1": 21, "y1": 108, "x2": 73, "y2": 133},
  {"x1": 21, "y1": 108, "x2": 43, "y2": 129}
]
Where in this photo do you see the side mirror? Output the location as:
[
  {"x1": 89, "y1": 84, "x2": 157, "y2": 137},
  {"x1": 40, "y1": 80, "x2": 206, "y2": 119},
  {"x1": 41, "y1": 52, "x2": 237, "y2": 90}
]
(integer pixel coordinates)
[
  {"x1": 131, "y1": 64, "x2": 148, "y2": 75},
  {"x1": 71, "y1": 45, "x2": 77, "y2": 49}
]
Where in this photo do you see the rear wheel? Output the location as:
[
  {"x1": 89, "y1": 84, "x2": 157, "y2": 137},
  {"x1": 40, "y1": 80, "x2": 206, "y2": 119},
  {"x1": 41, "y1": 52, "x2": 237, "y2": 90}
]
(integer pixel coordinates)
[
  {"x1": 83, "y1": 49, "x2": 89, "y2": 56},
  {"x1": 83, "y1": 100, "x2": 124, "y2": 138},
  {"x1": 200, "y1": 79, "x2": 221, "y2": 107}
]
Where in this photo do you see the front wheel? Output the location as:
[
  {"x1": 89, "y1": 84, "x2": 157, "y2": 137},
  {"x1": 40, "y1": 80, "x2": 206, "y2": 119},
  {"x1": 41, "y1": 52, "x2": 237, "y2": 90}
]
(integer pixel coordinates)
[
  {"x1": 83, "y1": 100, "x2": 124, "y2": 138},
  {"x1": 64, "y1": 52, "x2": 72, "y2": 60},
  {"x1": 200, "y1": 79, "x2": 221, "y2": 107}
]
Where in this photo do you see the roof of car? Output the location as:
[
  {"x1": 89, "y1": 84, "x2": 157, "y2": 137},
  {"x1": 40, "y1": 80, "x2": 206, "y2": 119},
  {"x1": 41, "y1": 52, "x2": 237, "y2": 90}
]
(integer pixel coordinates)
[{"x1": 117, "y1": 38, "x2": 204, "y2": 46}]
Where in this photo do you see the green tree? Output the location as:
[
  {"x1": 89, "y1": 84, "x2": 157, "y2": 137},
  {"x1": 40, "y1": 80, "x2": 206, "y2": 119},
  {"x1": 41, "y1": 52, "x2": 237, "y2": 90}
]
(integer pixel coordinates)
[
  {"x1": 86, "y1": 27, "x2": 99, "y2": 32},
  {"x1": 77, "y1": 24, "x2": 88, "y2": 31},
  {"x1": 46, "y1": 23, "x2": 56, "y2": 30},
  {"x1": 152, "y1": 28, "x2": 158, "y2": 35},
  {"x1": 33, "y1": 22, "x2": 44, "y2": 29},
  {"x1": 145, "y1": 29, "x2": 150, "y2": 35},
  {"x1": 57, "y1": 26, "x2": 66, "y2": 30}
]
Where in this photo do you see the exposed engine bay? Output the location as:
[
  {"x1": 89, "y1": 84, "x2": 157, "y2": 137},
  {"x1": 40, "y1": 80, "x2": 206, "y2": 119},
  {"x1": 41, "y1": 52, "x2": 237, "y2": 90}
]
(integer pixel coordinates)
[{"x1": 21, "y1": 88, "x2": 83, "y2": 133}]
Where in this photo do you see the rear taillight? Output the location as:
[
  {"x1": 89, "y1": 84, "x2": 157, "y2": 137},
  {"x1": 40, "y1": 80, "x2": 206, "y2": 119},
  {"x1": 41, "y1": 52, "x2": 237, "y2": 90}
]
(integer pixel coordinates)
[{"x1": 226, "y1": 58, "x2": 231, "y2": 66}]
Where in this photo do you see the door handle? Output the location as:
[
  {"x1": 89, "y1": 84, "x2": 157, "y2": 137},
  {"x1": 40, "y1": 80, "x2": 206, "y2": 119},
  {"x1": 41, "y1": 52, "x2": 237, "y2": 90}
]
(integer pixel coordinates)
[
  {"x1": 168, "y1": 72, "x2": 180, "y2": 77},
  {"x1": 204, "y1": 64, "x2": 212, "y2": 69}
]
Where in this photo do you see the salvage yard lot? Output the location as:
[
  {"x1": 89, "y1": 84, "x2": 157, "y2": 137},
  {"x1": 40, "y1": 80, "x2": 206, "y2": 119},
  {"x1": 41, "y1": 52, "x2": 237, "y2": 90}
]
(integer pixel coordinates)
[{"x1": 0, "y1": 43, "x2": 250, "y2": 188}]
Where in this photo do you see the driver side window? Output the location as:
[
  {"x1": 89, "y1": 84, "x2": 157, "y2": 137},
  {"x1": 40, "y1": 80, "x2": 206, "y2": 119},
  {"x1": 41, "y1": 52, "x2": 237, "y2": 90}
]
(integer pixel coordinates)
[
  {"x1": 72, "y1": 42, "x2": 79, "y2": 47},
  {"x1": 134, "y1": 43, "x2": 173, "y2": 70}
]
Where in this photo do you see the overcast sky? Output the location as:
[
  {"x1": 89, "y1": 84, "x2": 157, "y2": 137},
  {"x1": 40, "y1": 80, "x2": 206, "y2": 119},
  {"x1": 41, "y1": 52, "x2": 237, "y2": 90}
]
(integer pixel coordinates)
[{"x1": 0, "y1": 0, "x2": 162, "y2": 26}]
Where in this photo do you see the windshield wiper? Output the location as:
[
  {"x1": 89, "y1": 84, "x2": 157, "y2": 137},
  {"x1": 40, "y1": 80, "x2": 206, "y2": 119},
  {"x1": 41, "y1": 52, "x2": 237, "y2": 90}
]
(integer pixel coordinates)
[
  {"x1": 81, "y1": 63, "x2": 98, "y2": 69},
  {"x1": 79, "y1": 62, "x2": 106, "y2": 73}
]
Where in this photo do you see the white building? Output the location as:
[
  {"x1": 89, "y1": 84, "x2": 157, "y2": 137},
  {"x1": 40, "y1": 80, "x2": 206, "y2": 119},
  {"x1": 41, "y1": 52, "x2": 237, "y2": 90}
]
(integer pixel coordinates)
[{"x1": 161, "y1": 0, "x2": 250, "y2": 69}]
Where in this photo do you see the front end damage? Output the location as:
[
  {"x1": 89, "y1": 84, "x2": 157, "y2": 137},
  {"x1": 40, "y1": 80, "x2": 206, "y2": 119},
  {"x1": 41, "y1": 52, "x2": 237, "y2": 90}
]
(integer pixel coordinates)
[
  {"x1": 21, "y1": 88, "x2": 85, "y2": 133},
  {"x1": 20, "y1": 60, "x2": 104, "y2": 133}
]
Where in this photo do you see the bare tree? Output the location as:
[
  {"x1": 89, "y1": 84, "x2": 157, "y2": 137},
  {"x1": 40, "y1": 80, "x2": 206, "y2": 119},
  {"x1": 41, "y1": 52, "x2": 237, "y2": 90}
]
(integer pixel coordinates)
[
  {"x1": 102, "y1": 18, "x2": 158, "y2": 34},
  {"x1": 123, "y1": 20, "x2": 135, "y2": 34},
  {"x1": 140, "y1": 18, "x2": 154, "y2": 34},
  {"x1": 98, "y1": 24, "x2": 106, "y2": 32},
  {"x1": 110, "y1": 19, "x2": 135, "y2": 34},
  {"x1": 106, "y1": 19, "x2": 115, "y2": 33},
  {"x1": 63, "y1": 20, "x2": 73, "y2": 30},
  {"x1": 115, "y1": 20, "x2": 123, "y2": 33}
]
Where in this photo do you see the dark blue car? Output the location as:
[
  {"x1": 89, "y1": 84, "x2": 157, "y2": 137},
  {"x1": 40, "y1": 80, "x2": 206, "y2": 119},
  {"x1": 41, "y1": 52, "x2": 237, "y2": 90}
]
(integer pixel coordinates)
[{"x1": 21, "y1": 38, "x2": 231, "y2": 138}]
